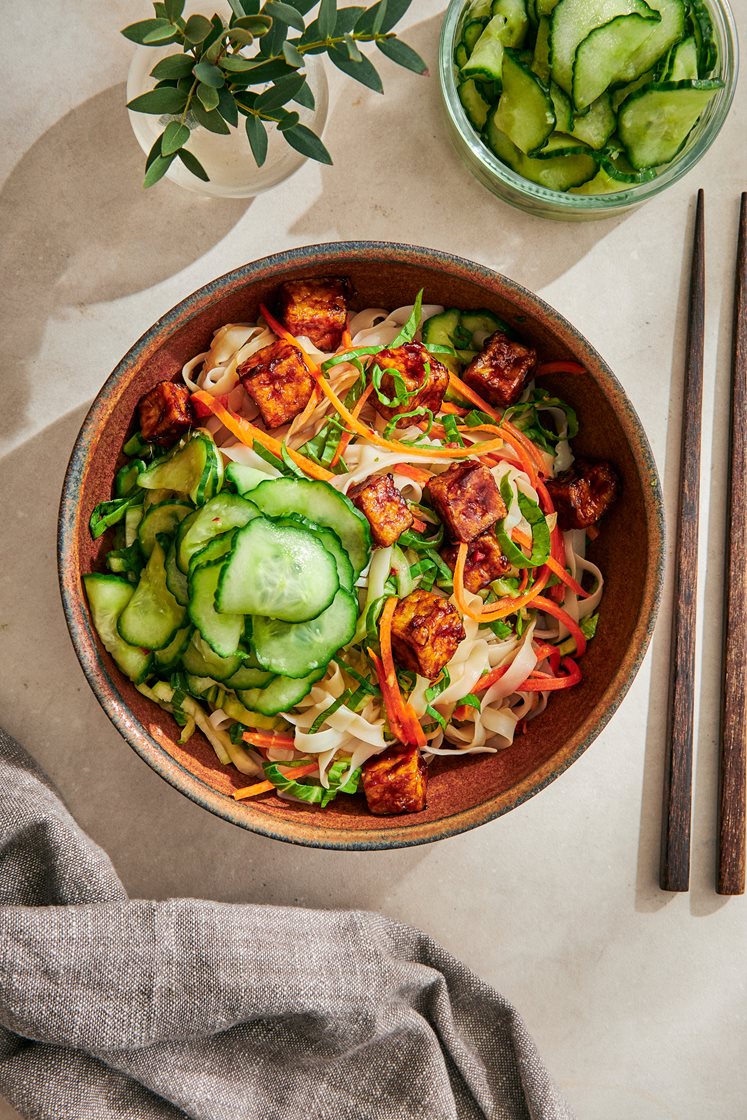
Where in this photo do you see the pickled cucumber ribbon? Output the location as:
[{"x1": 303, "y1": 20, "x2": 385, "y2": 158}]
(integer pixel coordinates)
[{"x1": 495, "y1": 476, "x2": 550, "y2": 569}]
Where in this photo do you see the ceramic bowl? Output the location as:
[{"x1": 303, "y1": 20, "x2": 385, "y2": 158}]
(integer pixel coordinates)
[{"x1": 59, "y1": 242, "x2": 664, "y2": 849}]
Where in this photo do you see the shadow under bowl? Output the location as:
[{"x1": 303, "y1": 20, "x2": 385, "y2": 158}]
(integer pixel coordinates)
[{"x1": 58, "y1": 242, "x2": 665, "y2": 849}]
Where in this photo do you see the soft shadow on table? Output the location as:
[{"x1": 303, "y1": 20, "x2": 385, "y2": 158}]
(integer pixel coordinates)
[
  {"x1": 0, "y1": 85, "x2": 248, "y2": 448},
  {"x1": 291, "y1": 13, "x2": 629, "y2": 285},
  {"x1": 634, "y1": 195, "x2": 728, "y2": 917},
  {"x1": 0, "y1": 410, "x2": 427, "y2": 908}
]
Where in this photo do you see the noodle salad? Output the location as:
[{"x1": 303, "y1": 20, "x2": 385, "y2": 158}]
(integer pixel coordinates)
[{"x1": 83, "y1": 277, "x2": 619, "y2": 817}]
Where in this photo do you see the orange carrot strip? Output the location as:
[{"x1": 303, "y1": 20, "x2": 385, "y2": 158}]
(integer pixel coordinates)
[
  {"x1": 440, "y1": 401, "x2": 469, "y2": 416},
  {"x1": 453, "y1": 543, "x2": 551, "y2": 623},
  {"x1": 372, "y1": 598, "x2": 426, "y2": 748},
  {"x1": 517, "y1": 569, "x2": 529, "y2": 593},
  {"x1": 535, "y1": 360, "x2": 585, "y2": 376},
  {"x1": 472, "y1": 663, "x2": 510, "y2": 694},
  {"x1": 242, "y1": 730, "x2": 296, "y2": 750},
  {"x1": 411, "y1": 517, "x2": 426, "y2": 533},
  {"x1": 329, "y1": 382, "x2": 373, "y2": 468},
  {"x1": 446, "y1": 372, "x2": 546, "y2": 480},
  {"x1": 510, "y1": 528, "x2": 589, "y2": 599},
  {"x1": 392, "y1": 463, "x2": 433, "y2": 484},
  {"x1": 532, "y1": 596, "x2": 588, "y2": 658},
  {"x1": 233, "y1": 761, "x2": 319, "y2": 801},
  {"x1": 192, "y1": 391, "x2": 333, "y2": 482},
  {"x1": 516, "y1": 658, "x2": 582, "y2": 691}
]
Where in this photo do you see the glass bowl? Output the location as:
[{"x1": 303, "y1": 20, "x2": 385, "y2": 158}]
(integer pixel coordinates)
[{"x1": 438, "y1": 0, "x2": 738, "y2": 220}]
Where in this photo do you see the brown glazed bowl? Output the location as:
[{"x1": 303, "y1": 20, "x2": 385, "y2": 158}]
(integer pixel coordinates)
[{"x1": 59, "y1": 242, "x2": 664, "y2": 849}]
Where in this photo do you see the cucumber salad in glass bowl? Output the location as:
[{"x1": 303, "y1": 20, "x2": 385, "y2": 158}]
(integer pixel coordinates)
[{"x1": 82, "y1": 276, "x2": 620, "y2": 819}]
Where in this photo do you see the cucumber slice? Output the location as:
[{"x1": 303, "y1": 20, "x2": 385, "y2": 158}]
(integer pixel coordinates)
[
  {"x1": 531, "y1": 15, "x2": 551, "y2": 80},
  {"x1": 188, "y1": 559, "x2": 244, "y2": 658},
  {"x1": 154, "y1": 624, "x2": 192, "y2": 671},
  {"x1": 537, "y1": 0, "x2": 561, "y2": 12},
  {"x1": 688, "y1": 0, "x2": 717, "y2": 74},
  {"x1": 613, "y1": 0, "x2": 686, "y2": 84},
  {"x1": 176, "y1": 493, "x2": 259, "y2": 572},
  {"x1": 124, "y1": 505, "x2": 143, "y2": 548},
  {"x1": 137, "y1": 500, "x2": 192, "y2": 557},
  {"x1": 114, "y1": 460, "x2": 145, "y2": 498},
  {"x1": 276, "y1": 515, "x2": 355, "y2": 591},
  {"x1": 165, "y1": 537, "x2": 189, "y2": 606},
  {"x1": 181, "y1": 632, "x2": 245, "y2": 681},
  {"x1": 572, "y1": 12, "x2": 662, "y2": 110},
  {"x1": 184, "y1": 673, "x2": 219, "y2": 699},
  {"x1": 83, "y1": 574, "x2": 153, "y2": 683},
  {"x1": 249, "y1": 477, "x2": 371, "y2": 578},
  {"x1": 617, "y1": 78, "x2": 723, "y2": 168},
  {"x1": 237, "y1": 668, "x2": 326, "y2": 716},
  {"x1": 550, "y1": 81, "x2": 574, "y2": 130},
  {"x1": 217, "y1": 517, "x2": 339, "y2": 623},
  {"x1": 138, "y1": 431, "x2": 223, "y2": 506},
  {"x1": 422, "y1": 308, "x2": 467, "y2": 373},
  {"x1": 224, "y1": 664, "x2": 276, "y2": 689},
  {"x1": 568, "y1": 166, "x2": 627, "y2": 193},
  {"x1": 468, "y1": 0, "x2": 494, "y2": 17},
  {"x1": 188, "y1": 530, "x2": 237, "y2": 573},
  {"x1": 550, "y1": 0, "x2": 659, "y2": 95},
  {"x1": 598, "y1": 147, "x2": 658, "y2": 180},
  {"x1": 610, "y1": 67, "x2": 656, "y2": 109},
  {"x1": 224, "y1": 462, "x2": 272, "y2": 495},
  {"x1": 455, "y1": 41, "x2": 469, "y2": 68},
  {"x1": 462, "y1": 15, "x2": 509, "y2": 81},
  {"x1": 463, "y1": 18, "x2": 487, "y2": 51},
  {"x1": 485, "y1": 114, "x2": 598, "y2": 189},
  {"x1": 459, "y1": 310, "x2": 511, "y2": 348},
  {"x1": 252, "y1": 588, "x2": 359, "y2": 679},
  {"x1": 663, "y1": 34, "x2": 699, "y2": 80},
  {"x1": 458, "y1": 78, "x2": 493, "y2": 130},
  {"x1": 569, "y1": 92, "x2": 616, "y2": 147},
  {"x1": 117, "y1": 539, "x2": 186, "y2": 650},
  {"x1": 493, "y1": 49, "x2": 556, "y2": 154},
  {"x1": 491, "y1": 0, "x2": 530, "y2": 46}
]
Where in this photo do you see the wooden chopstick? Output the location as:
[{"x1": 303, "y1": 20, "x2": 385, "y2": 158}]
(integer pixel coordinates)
[
  {"x1": 660, "y1": 189, "x2": 706, "y2": 893},
  {"x1": 717, "y1": 193, "x2": 747, "y2": 896}
]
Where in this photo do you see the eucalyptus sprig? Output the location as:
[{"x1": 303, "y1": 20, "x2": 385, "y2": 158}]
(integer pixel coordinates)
[{"x1": 123, "y1": 0, "x2": 428, "y2": 187}]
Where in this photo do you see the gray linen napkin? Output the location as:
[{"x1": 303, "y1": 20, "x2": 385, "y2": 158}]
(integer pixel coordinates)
[{"x1": 0, "y1": 728, "x2": 574, "y2": 1120}]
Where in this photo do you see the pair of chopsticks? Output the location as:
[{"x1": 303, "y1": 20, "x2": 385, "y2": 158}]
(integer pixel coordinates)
[{"x1": 660, "y1": 190, "x2": 747, "y2": 895}]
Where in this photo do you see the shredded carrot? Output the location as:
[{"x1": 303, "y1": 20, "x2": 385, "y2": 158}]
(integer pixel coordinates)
[
  {"x1": 370, "y1": 598, "x2": 425, "y2": 748},
  {"x1": 329, "y1": 382, "x2": 373, "y2": 468},
  {"x1": 535, "y1": 360, "x2": 586, "y2": 376},
  {"x1": 511, "y1": 528, "x2": 589, "y2": 599},
  {"x1": 341, "y1": 323, "x2": 353, "y2": 350},
  {"x1": 532, "y1": 596, "x2": 588, "y2": 658},
  {"x1": 472, "y1": 663, "x2": 510, "y2": 694},
  {"x1": 411, "y1": 517, "x2": 426, "y2": 533},
  {"x1": 242, "y1": 730, "x2": 296, "y2": 750},
  {"x1": 516, "y1": 658, "x2": 582, "y2": 691},
  {"x1": 453, "y1": 543, "x2": 551, "y2": 623},
  {"x1": 233, "y1": 761, "x2": 319, "y2": 801},
  {"x1": 440, "y1": 401, "x2": 469, "y2": 416},
  {"x1": 392, "y1": 463, "x2": 433, "y2": 484},
  {"x1": 446, "y1": 372, "x2": 546, "y2": 481},
  {"x1": 517, "y1": 569, "x2": 529, "y2": 593},
  {"x1": 192, "y1": 391, "x2": 333, "y2": 482}
]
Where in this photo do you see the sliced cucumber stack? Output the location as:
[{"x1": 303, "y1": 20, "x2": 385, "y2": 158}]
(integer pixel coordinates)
[{"x1": 252, "y1": 588, "x2": 359, "y2": 679}]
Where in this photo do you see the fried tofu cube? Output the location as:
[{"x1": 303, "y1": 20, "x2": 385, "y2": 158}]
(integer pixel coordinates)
[
  {"x1": 391, "y1": 589, "x2": 465, "y2": 680},
  {"x1": 348, "y1": 473, "x2": 413, "y2": 548},
  {"x1": 276, "y1": 276, "x2": 349, "y2": 352},
  {"x1": 463, "y1": 330, "x2": 537, "y2": 408},
  {"x1": 441, "y1": 531, "x2": 510, "y2": 592},
  {"x1": 370, "y1": 342, "x2": 449, "y2": 427},
  {"x1": 137, "y1": 380, "x2": 193, "y2": 446},
  {"x1": 362, "y1": 745, "x2": 427, "y2": 815},
  {"x1": 426, "y1": 461, "x2": 507, "y2": 543},
  {"x1": 545, "y1": 458, "x2": 620, "y2": 530},
  {"x1": 238, "y1": 339, "x2": 315, "y2": 429}
]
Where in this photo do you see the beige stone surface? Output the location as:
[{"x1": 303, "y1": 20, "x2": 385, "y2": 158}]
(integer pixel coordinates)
[{"x1": 1, "y1": 2, "x2": 746, "y2": 1117}]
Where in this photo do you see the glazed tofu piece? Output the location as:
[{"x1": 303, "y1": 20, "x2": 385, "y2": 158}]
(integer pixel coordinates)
[
  {"x1": 276, "y1": 276, "x2": 349, "y2": 352},
  {"x1": 238, "y1": 339, "x2": 315, "y2": 429},
  {"x1": 370, "y1": 342, "x2": 449, "y2": 427},
  {"x1": 545, "y1": 458, "x2": 620, "y2": 531},
  {"x1": 463, "y1": 330, "x2": 537, "y2": 408},
  {"x1": 348, "y1": 473, "x2": 413, "y2": 547},
  {"x1": 362, "y1": 745, "x2": 427, "y2": 815},
  {"x1": 391, "y1": 589, "x2": 465, "y2": 680},
  {"x1": 137, "y1": 380, "x2": 193, "y2": 446},
  {"x1": 426, "y1": 461, "x2": 507, "y2": 543},
  {"x1": 441, "y1": 531, "x2": 510, "y2": 593}
]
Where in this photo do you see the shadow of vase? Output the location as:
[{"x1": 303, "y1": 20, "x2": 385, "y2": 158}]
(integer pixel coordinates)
[{"x1": 0, "y1": 84, "x2": 250, "y2": 447}]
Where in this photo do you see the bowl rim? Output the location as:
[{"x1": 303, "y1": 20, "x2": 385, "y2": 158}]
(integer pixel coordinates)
[
  {"x1": 438, "y1": 0, "x2": 739, "y2": 214},
  {"x1": 58, "y1": 240, "x2": 665, "y2": 850}
]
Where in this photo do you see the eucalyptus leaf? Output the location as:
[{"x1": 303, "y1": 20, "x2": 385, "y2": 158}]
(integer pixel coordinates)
[
  {"x1": 378, "y1": 0, "x2": 412, "y2": 32},
  {"x1": 145, "y1": 132, "x2": 165, "y2": 171},
  {"x1": 245, "y1": 114, "x2": 268, "y2": 166},
  {"x1": 227, "y1": 28, "x2": 256, "y2": 46},
  {"x1": 197, "y1": 81, "x2": 221, "y2": 111},
  {"x1": 234, "y1": 14, "x2": 272, "y2": 32},
  {"x1": 194, "y1": 60, "x2": 225, "y2": 87},
  {"x1": 282, "y1": 123, "x2": 332, "y2": 163},
  {"x1": 164, "y1": 0, "x2": 185, "y2": 18},
  {"x1": 150, "y1": 53, "x2": 194, "y2": 80},
  {"x1": 276, "y1": 109, "x2": 300, "y2": 131},
  {"x1": 183, "y1": 13, "x2": 213, "y2": 42},
  {"x1": 177, "y1": 148, "x2": 210, "y2": 181},
  {"x1": 376, "y1": 36, "x2": 428, "y2": 74},
  {"x1": 216, "y1": 85, "x2": 239, "y2": 126},
  {"x1": 221, "y1": 54, "x2": 260, "y2": 71},
  {"x1": 192, "y1": 100, "x2": 230, "y2": 132},
  {"x1": 122, "y1": 18, "x2": 173, "y2": 44},
  {"x1": 292, "y1": 79, "x2": 315, "y2": 109},
  {"x1": 161, "y1": 120, "x2": 191, "y2": 155},
  {"x1": 344, "y1": 35, "x2": 363, "y2": 61},
  {"x1": 284, "y1": 0, "x2": 317, "y2": 13},
  {"x1": 282, "y1": 40, "x2": 304, "y2": 67},
  {"x1": 329, "y1": 46, "x2": 383, "y2": 92},
  {"x1": 227, "y1": 0, "x2": 248, "y2": 15},
  {"x1": 318, "y1": 0, "x2": 338, "y2": 38},
  {"x1": 143, "y1": 20, "x2": 180, "y2": 43},
  {"x1": 232, "y1": 58, "x2": 295, "y2": 83},
  {"x1": 265, "y1": 1, "x2": 306, "y2": 32},
  {"x1": 143, "y1": 152, "x2": 175, "y2": 188},
  {"x1": 127, "y1": 87, "x2": 188, "y2": 114},
  {"x1": 255, "y1": 72, "x2": 306, "y2": 110},
  {"x1": 335, "y1": 6, "x2": 365, "y2": 34}
]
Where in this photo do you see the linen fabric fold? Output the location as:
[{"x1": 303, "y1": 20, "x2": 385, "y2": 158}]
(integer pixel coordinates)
[{"x1": 0, "y1": 728, "x2": 574, "y2": 1120}]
